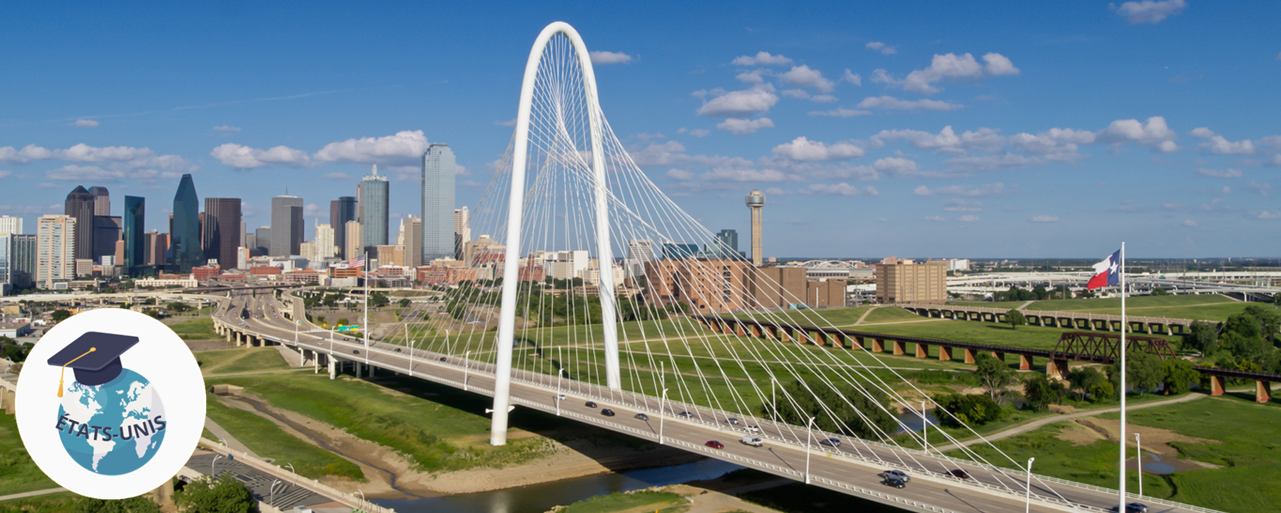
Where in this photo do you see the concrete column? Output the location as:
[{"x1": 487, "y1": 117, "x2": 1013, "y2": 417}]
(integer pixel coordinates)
[
  {"x1": 1018, "y1": 354, "x2": 1033, "y2": 370},
  {"x1": 236, "y1": 332, "x2": 243, "y2": 347},
  {"x1": 750, "y1": 324, "x2": 762, "y2": 338},
  {"x1": 938, "y1": 346, "x2": 952, "y2": 361},
  {"x1": 915, "y1": 343, "x2": 929, "y2": 359},
  {"x1": 355, "y1": 362, "x2": 363, "y2": 378},
  {"x1": 1209, "y1": 375, "x2": 1226, "y2": 396},
  {"x1": 779, "y1": 328, "x2": 791, "y2": 343},
  {"x1": 1047, "y1": 359, "x2": 1069, "y2": 380},
  {"x1": 710, "y1": 320, "x2": 722, "y2": 333},
  {"x1": 734, "y1": 323, "x2": 746, "y2": 336},
  {"x1": 892, "y1": 340, "x2": 906, "y2": 356},
  {"x1": 369, "y1": 364, "x2": 375, "y2": 377},
  {"x1": 765, "y1": 326, "x2": 777, "y2": 340},
  {"x1": 964, "y1": 348, "x2": 977, "y2": 364},
  {"x1": 812, "y1": 331, "x2": 826, "y2": 346},
  {"x1": 991, "y1": 351, "x2": 1005, "y2": 363},
  {"x1": 328, "y1": 358, "x2": 336, "y2": 380},
  {"x1": 830, "y1": 333, "x2": 845, "y2": 349},
  {"x1": 313, "y1": 350, "x2": 319, "y2": 374},
  {"x1": 1, "y1": 389, "x2": 15, "y2": 414},
  {"x1": 872, "y1": 338, "x2": 884, "y2": 352},
  {"x1": 226, "y1": 330, "x2": 233, "y2": 343},
  {"x1": 1256, "y1": 381, "x2": 1271, "y2": 403}
]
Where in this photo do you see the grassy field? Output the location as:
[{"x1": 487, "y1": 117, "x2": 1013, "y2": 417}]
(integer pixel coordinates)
[
  {"x1": 950, "y1": 395, "x2": 1281, "y2": 513},
  {"x1": 947, "y1": 294, "x2": 1260, "y2": 323},
  {"x1": 0, "y1": 413, "x2": 58, "y2": 496},
  {"x1": 198, "y1": 347, "x2": 292, "y2": 375},
  {"x1": 857, "y1": 306, "x2": 926, "y2": 325},
  {"x1": 557, "y1": 490, "x2": 688, "y2": 513},
  {"x1": 204, "y1": 393, "x2": 365, "y2": 481},
  {"x1": 0, "y1": 492, "x2": 85, "y2": 510},
  {"x1": 206, "y1": 373, "x2": 563, "y2": 473},
  {"x1": 167, "y1": 317, "x2": 220, "y2": 339}
]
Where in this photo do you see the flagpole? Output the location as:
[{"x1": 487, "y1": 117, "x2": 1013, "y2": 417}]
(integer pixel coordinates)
[
  {"x1": 364, "y1": 250, "x2": 369, "y2": 368},
  {"x1": 1119, "y1": 241, "x2": 1127, "y2": 512}
]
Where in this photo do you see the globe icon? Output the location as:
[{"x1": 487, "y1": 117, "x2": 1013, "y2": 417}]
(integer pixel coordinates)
[{"x1": 55, "y1": 368, "x2": 167, "y2": 475}]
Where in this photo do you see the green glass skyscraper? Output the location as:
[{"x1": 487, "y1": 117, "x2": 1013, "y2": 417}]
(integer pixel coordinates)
[
  {"x1": 171, "y1": 174, "x2": 202, "y2": 272},
  {"x1": 123, "y1": 196, "x2": 145, "y2": 276}
]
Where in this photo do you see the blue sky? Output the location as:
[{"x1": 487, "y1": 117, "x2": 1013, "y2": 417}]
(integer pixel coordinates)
[{"x1": 1, "y1": 0, "x2": 1279, "y2": 258}]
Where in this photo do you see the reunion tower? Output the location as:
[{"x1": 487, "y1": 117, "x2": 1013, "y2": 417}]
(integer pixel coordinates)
[{"x1": 746, "y1": 190, "x2": 765, "y2": 266}]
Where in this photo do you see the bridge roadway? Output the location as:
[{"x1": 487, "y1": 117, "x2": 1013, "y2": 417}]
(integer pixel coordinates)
[{"x1": 211, "y1": 293, "x2": 1210, "y2": 513}]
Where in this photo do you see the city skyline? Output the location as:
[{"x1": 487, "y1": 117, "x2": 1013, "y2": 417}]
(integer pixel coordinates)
[{"x1": 1, "y1": 2, "x2": 1280, "y2": 257}]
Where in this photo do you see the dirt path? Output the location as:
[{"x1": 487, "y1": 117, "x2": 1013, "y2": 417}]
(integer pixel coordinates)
[
  {"x1": 204, "y1": 416, "x2": 260, "y2": 458},
  {"x1": 1017, "y1": 300, "x2": 1035, "y2": 311},
  {"x1": 852, "y1": 306, "x2": 881, "y2": 326},
  {"x1": 932, "y1": 392, "x2": 1209, "y2": 452}
]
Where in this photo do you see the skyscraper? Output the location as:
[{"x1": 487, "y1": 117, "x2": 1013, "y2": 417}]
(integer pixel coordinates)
[
  {"x1": 330, "y1": 196, "x2": 357, "y2": 258},
  {"x1": 89, "y1": 186, "x2": 110, "y2": 216},
  {"x1": 709, "y1": 229, "x2": 739, "y2": 259},
  {"x1": 746, "y1": 190, "x2": 765, "y2": 267},
  {"x1": 421, "y1": 143, "x2": 456, "y2": 261},
  {"x1": 0, "y1": 216, "x2": 22, "y2": 236},
  {"x1": 255, "y1": 226, "x2": 271, "y2": 254},
  {"x1": 123, "y1": 196, "x2": 145, "y2": 275},
  {"x1": 37, "y1": 215, "x2": 76, "y2": 288},
  {"x1": 314, "y1": 223, "x2": 335, "y2": 260},
  {"x1": 344, "y1": 220, "x2": 362, "y2": 260},
  {"x1": 403, "y1": 216, "x2": 422, "y2": 267},
  {"x1": 0, "y1": 234, "x2": 10, "y2": 294},
  {"x1": 64, "y1": 185, "x2": 95, "y2": 261},
  {"x1": 203, "y1": 198, "x2": 242, "y2": 269},
  {"x1": 359, "y1": 165, "x2": 389, "y2": 255},
  {"x1": 270, "y1": 195, "x2": 304, "y2": 256},
  {"x1": 454, "y1": 207, "x2": 470, "y2": 260},
  {"x1": 92, "y1": 215, "x2": 121, "y2": 263},
  {"x1": 171, "y1": 174, "x2": 202, "y2": 272}
]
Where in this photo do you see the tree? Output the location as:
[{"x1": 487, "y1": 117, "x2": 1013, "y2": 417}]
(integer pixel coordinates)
[
  {"x1": 935, "y1": 393, "x2": 1005, "y2": 427},
  {"x1": 75, "y1": 496, "x2": 162, "y2": 513},
  {"x1": 765, "y1": 379, "x2": 898, "y2": 439},
  {"x1": 1005, "y1": 309, "x2": 1026, "y2": 329},
  {"x1": 50, "y1": 309, "x2": 72, "y2": 322},
  {"x1": 974, "y1": 353, "x2": 1017, "y2": 402},
  {"x1": 1162, "y1": 359, "x2": 1200, "y2": 395},
  {"x1": 1150, "y1": 287, "x2": 1168, "y2": 296},
  {"x1": 1183, "y1": 321, "x2": 1218, "y2": 355},
  {"x1": 1067, "y1": 367, "x2": 1106, "y2": 401},
  {"x1": 1032, "y1": 285, "x2": 1049, "y2": 300},
  {"x1": 398, "y1": 298, "x2": 411, "y2": 308},
  {"x1": 1023, "y1": 374, "x2": 1064, "y2": 412},
  {"x1": 173, "y1": 472, "x2": 258, "y2": 513},
  {"x1": 1114, "y1": 349, "x2": 1164, "y2": 395}
]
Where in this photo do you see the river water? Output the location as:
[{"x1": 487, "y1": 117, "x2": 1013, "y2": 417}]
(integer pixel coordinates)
[{"x1": 372, "y1": 458, "x2": 744, "y2": 513}]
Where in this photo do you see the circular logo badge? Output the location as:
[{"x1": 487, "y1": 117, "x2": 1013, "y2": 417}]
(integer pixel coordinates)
[{"x1": 16, "y1": 308, "x2": 206, "y2": 499}]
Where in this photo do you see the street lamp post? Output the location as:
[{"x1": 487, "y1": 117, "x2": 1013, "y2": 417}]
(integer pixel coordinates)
[
  {"x1": 1026, "y1": 457, "x2": 1036, "y2": 513},
  {"x1": 211, "y1": 454, "x2": 221, "y2": 476},
  {"x1": 356, "y1": 489, "x2": 365, "y2": 510},
  {"x1": 286, "y1": 463, "x2": 296, "y2": 487},
  {"x1": 1136, "y1": 432, "x2": 1143, "y2": 497},
  {"x1": 556, "y1": 368, "x2": 567, "y2": 416},
  {"x1": 270, "y1": 479, "x2": 281, "y2": 506},
  {"x1": 659, "y1": 388, "x2": 668, "y2": 445},
  {"x1": 922, "y1": 400, "x2": 929, "y2": 453},
  {"x1": 805, "y1": 416, "x2": 817, "y2": 484},
  {"x1": 464, "y1": 350, "x2": 471, "y2": 391}
]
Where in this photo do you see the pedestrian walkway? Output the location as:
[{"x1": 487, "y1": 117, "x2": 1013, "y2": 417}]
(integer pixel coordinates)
[
  {"x1": 0, "y1": 488, "x2": 68, "y2": 503},
  {"x1": 204, "y1": 417, "x2": 261, "y2": 458},
  {"x1": 189, "y1": 453, "x2": 331, "y2": 511}
]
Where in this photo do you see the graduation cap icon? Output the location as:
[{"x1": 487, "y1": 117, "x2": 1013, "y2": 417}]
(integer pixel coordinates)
[{"x1": 47, "y1": 331, "x2": 140, "y2": 396}]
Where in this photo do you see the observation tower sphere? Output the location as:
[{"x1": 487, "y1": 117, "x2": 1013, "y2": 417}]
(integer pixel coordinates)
[{"x1": 746, "y1": 190, "x2": 765, "y2": 266}]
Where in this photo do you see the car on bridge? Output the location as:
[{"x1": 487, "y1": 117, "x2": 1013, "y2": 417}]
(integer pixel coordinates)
[
  {"x1": 634, "y1": 413, "x2": 649, "y2": 421},
  {"x1": 744, "y1": 425, "x2": 761, "y2": 433},
  {"x1": 585, "y1": 401, "x2": 598, "y2": 408},
  {"x1": 677, "y1": 411, "x2": 694, "y2": 418},
  {"x1": 704, "y1": 440, "x2": 724, "y2": 449},
  {"x1": 352, "y1": 350, "x2": 359, "y2": 354},
  {"x1": 878, "y1": 470, "x2": 910, "y2": 482},
  {"x1": 740, "y1": 435, "x2": 763, "y2": 447},
  {"x1": 726, "y1": 417, "x2": 740, "y2": 425},
  {"x1": 949, "y1": 469, "x2": 970, "y2": 479},
  {"x1": 1110, "y1": 503, "x2": 1148, "y2": 513},
  {"x1": 819, "y1": 438, "x2": 841, "y2": 447},
  {"x1": 881, "y1": 476, "x2": 906, "y2": 489},
  {"x1": 601, "y1": 409, "x2": 615, "y2": 416}
]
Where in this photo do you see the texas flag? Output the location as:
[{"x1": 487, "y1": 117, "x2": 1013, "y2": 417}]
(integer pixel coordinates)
[{"x1": 1086, "y1": 249, "x2": 1121, "y2": 290}]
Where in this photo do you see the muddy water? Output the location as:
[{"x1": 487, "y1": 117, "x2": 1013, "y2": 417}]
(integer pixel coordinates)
[{"x1": 372, "y1": 458, "x2": 743, "y2": 513}]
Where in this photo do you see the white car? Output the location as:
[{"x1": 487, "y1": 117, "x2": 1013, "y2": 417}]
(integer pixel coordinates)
[
  {"x1": 744, "y1": 425, "x2": 762, "y2": 433},
  {"x1": 557, "y1": 394, "x2": 567, "y2": 400}
]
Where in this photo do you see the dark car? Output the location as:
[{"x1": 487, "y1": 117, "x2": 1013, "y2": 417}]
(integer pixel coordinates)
[
  {"x1": 949, "y1": 469, "x2": 970, "y2": 479},
  {"x1": 634, "y1": 413, "x2": 649, "y2": 421},
  {"x1": 882, "y1": 477, "x2": 906, "y2": 489},
  {"x1": 705, "y1": 440, "x2": 724, "y2": 449},
  {"x1": 394, "y1": 348, "x2": 402, "y2": 352},
  {"x1": 585, "y1": 401, "x2": 598, "y2": 408},
  {"x1": 819, "y1": 438, "x2": 842, "y2": 447},
  {"x1": 677, "y1": 411, "x2": 694, "y2": 418},
  {"x1": 879, "y1": 470, "x2": 911, "y2": 482},
  {"x1": 1109, "y1": 503, "x2": 1148, "y2": 513},
  {"x1": 601, "y1": 409, "x2": 615, "y2": 416},
  {"x1": 352, "y1": 350, "x2": 360, "y2": 354},
  {"x1": 726, "y1": 417, "x2": 740, "y2": 425}
]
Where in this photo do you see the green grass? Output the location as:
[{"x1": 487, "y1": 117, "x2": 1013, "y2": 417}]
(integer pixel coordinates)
[
  {"x1": 557, "y1": 490, "x2": 686, "y2": 513},
  {"x1": 858, "y1": 306, "x2": 929, "y2": 324},
  {"x1": 848, "y1": 315, "x2": 1077, "y2": 351},
  {"x1": 1020, "y1": 294, "x2": 1260, "y2": 322},
  {"x1": 0, "y1": 413, "x2": 58, "y2": 496},
  {"x1": 167, "y1": 317, "x2": 219, "y2": 339},
  {"x1": 204, "y1": 393, "x2": 365, "y2": 481},
  {"x1": 0, "y1": 491, "x2": 85, "y2": 510},
  {"x1": 198, "y1": 347, "x2": 291, "y2": 375},
  {"x1": 949, "y1": 300, "x2": 1029, "y2": 309},
  {"x1": 206, "y1": 373, "x2": 559, "y2": 473},
  {"x1": 950, "y1": 395, "x2": 1281, "y2": 513}
]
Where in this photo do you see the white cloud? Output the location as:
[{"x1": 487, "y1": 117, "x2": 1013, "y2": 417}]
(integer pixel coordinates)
[
  {"x1": 957, "y1": 215, "x2": 979, "y2": 222},
  {"x1": 914, "y1": 185, "x2": 933, "y2": 196},
  {"x1": 1197, "y1": 168, "x2": 1243, "y2": 178},
  {"x1": 629, "y1": 141, "x2": 689, "y2": 167},
  {"x1": 55, "y1": 143, "x2": 153, "y2": 163},
  {"x1": 923, "y1": 216, "x2": 946, "y2": 222},
  {"x1": 313, "y1": 130, "x2": 429, "y2": 164},
  {"x1": 211, "y1": 143, "x2": 312, "y2": 169},
  {"x1": 782, "y1": 89, "x2": 810, "y2": 99},
  {"x1": 855, "y1": 96, "x2": 963, "y2": 111},
  {"x1": 866, "y1": 42, "x2": 897, "y2": 55},
  {"x1": 1182, "y1": 219, "x2": 1197, "y2": 227},
  {"x1": 1246, "y1": 181, "x2": 1271, "y2": 196},
  {"x1": 873, "y1": 126, "x2": 1004, "y2": 155},
  {"x1": 916, "y1": 183, "x2": 1008, "y2": 196},
  {"x1": 589, "y1": 51, "x2": 633, "y2": 65},
  {"x1": 0, "y1": 144, "x2": 54, "y2": 164},
  {"x1": 781, "y1": 65, "x2": 835, "y2": 93},
  {"x1": 1097, "y1": 116, "x2": 1178, "y2": 152},
  {"x1": 701, "y1": 168, "x2": 789, "y2": 182},
  {"x1": 772, "y1": 137, "x2": 864, "y2": 161},
  {"x1": 877, "y1": 52, "x2": 1019, "y2": 94},
  {"x1": 70, "y1": 119, "x2": 99, "y2": 127},
  {"x1": 842, "y1": 69, "x2": 862, "y2": 86},
  {"x1": 810, "y1": 95, "x2": 838, "y2": 103},
  {"x1": 0, "y1": 170, "x2": 10, "y2": 179},
  {"x1": 1257, "y1": 211, "x2": 1281, "y2": 220},
  {"x1": 1203, "y1": 136, "x2": 1255, "y2": 155},
  {"x1": 1030, "y1": 215, "x2": 1060, "y2": 223},
  {"x1": 732, "y1": 51, "x2": 793, "y2": 66},
  {"x1": 1189, "y1": 127, "x2": 1216, "y2": 139},
  {"x1": 495, "y1": 119, "x2": 517, "y2": 127},
  {"x1": 1113, "y1": 0, "x2": 1187, "y2": 24},
  {"x1": 716, "y1": 117, "x2": 775, "y2": 135},
  {"x1": 808, "y1": 108, "x2": 871, "y2": 117},
  {"x1": 736, "y1": 69, "x2": 767, "y2": 84},
  {"x1": 696, "y1": 88, "x2": 779, "y2": 118},
  {"x1": 677, "y1": 128, "x2": 710, "y2": 138},
  {"x1": 805, "y1": 183, "x2": 877, "y2": 196},
  {"x1": 322, "y1": 172, "x2": 352, "y2": 180},
  {"x1": 45, "y1": 165, "x2": 160, "y2": 183},
  {"x1": 666, "y1": 169, "x2": 695, "y2": 181},
  {"x1": 1006, "y1": 128, "x2": 1095, "y2": 160},
  {"x1": 213, "y1": 125, "x2": 241, "y2": 132},
  {"x1": 942, "y1": 198, "x2": 983, "y2": 212},
  {"x1": 872, "y1": 157, "x2": 918, "y2": 176}
]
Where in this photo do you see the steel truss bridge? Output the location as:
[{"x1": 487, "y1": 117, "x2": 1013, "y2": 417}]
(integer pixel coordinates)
[{"x1": 210, "y1": 22, "x2": 1220, "y2": 513}]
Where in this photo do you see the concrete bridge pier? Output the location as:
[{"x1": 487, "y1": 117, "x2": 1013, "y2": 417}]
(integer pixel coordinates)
[
  {"x1": 1209, "y1": 375, "x2": 1226, "y2": 396},
  {"x1": 991, "y1": 351, "x2": 1005, "y2": 364},
  {"x1": 749, "y1": 324, "x2": 762, "y2": 338},
  {"x1": 1257, "y1": 381, "x2": 1272, "y2": 403},
  {"x1": 938, "y1": 346, "x2": 952, "y2": 361},
  {"x1": 1, "y1": 388, "x2": 15, "y2": 414},
  {"x1": 734, "y1": 323, "x2": 746, "y2": 336},
  {"x1": 779, "y1": 328, "x2": 792, "y2": 343},
  {"x1": 915, "y1": 343, "x2": 929, "y2": 359},
  {"x1": 235, "y1": 331, "x2": 244, "y2": 347},
  {"x1": 892, "y1": 340, "x2": 906, "y2": 356},
  {"x1": 1018, "y1": 354, "x2": 1033, "y2": 370},
  {"x1": 1046, "y1": 358, "x2": 1069, "y2": 380},
  {"x1": 812, "y1": 330, "x2": 827, "y2": 346},
  {"x1": 328, "y1": 358, "x2": 337, "y2": 379},
  {"x1": 963, "y1": 348, "x2": 977, "y2": 364},
  {"x1": 871, "y1": 338, "x2": 884, "y2": 352}
]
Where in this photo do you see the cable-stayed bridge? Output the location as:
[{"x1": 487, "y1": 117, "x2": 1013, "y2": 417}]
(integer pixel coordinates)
[{"x1": 211, "y1": 22, "x2": 1219, "y2": 513}]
